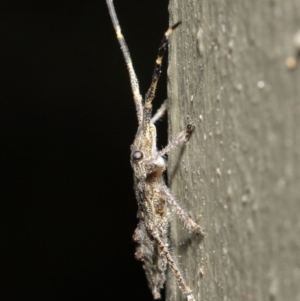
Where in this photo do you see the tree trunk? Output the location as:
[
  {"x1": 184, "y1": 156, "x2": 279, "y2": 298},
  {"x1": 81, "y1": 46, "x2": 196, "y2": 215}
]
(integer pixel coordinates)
[{"x1": 167, "y1": 0, "x2": 300, "y2": 300}]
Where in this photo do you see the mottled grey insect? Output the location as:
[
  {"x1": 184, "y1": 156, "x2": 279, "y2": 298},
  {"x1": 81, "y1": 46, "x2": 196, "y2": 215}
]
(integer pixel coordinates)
[{"x1": 106, "y1": 1, "x2": 204, "y2": 300}]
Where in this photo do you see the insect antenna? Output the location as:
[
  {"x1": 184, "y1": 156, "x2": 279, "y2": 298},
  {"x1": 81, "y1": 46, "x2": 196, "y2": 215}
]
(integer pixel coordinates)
[
  {"x1": 106, "y1": 0, "x2": 143, "y2": 125},
  {"x1": 144, "y1": 22, "x2": 181, "y2": 125}
]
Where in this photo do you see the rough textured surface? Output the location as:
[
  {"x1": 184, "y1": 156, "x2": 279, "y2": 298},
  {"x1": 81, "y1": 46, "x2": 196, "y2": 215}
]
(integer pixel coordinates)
[{"x1": 167, "y1": 0, "x2": 300, "y2": 300}]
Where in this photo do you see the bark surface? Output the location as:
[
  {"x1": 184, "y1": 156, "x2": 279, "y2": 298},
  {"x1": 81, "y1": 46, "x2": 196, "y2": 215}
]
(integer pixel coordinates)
[{"x1": 167, "y1": 1, "x2": 300, "y2": 300}]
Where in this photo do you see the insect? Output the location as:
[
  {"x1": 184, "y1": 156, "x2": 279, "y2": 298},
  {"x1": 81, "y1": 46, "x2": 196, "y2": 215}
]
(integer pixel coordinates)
[{"x1": 106, "y1": 1, "x2": 204, "y2": 300}]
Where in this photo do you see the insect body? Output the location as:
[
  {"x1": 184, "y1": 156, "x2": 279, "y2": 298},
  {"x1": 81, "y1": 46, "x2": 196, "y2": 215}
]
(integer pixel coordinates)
[{"x1": 106, "y1": 1, "x2": 204, "y2": 300}]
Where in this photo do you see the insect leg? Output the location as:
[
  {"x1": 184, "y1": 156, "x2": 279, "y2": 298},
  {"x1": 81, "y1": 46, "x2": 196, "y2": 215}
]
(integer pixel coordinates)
[
  {"x1": 161, "y1": 186, "x2": 205, "y2": 236},
  {"x1": 106, "y1": 0, "x2": 143, "y2": 125},
  {"x1": 153, "y1": 123, "x2": 195, "y2": 160},
  {"x1": 151, "y1": 230, "x2": 195, "y2": 301},
  {"x1": 151, "y1": 99, "x2": 168, "y2": 124}
]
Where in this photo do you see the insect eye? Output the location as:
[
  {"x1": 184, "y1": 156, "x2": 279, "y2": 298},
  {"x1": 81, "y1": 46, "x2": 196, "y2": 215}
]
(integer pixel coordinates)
[{"x1": 132, "y1": 151, "x2": 143, "y2": 161}]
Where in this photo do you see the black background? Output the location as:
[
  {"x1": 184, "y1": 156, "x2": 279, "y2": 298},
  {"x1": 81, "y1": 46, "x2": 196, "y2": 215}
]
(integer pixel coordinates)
[{"x1": 1, "y1": 0, "x2": 170, "y2": 300}]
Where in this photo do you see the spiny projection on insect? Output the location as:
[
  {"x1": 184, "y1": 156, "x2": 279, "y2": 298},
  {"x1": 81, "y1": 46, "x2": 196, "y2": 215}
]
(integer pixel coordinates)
[{"x1": 106, "y1": 1, "x2": 204, "y2": 300}]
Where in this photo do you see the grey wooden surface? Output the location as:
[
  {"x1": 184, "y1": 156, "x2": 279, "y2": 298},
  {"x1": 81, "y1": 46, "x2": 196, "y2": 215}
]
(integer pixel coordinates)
[{"x1": 167, "y1": 0, "x2": 300, "y2": 300}]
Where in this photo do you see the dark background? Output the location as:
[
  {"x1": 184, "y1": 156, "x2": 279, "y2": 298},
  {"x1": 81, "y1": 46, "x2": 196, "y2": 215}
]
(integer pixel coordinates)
[{"x1": 1, "y1": 0, "x2": 170, "y2": 300}]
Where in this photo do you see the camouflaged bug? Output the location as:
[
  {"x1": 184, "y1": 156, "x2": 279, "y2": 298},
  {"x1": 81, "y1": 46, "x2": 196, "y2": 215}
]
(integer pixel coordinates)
[{"x1": 106, "y1": 1, "x2": 204, "y2": 300}]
